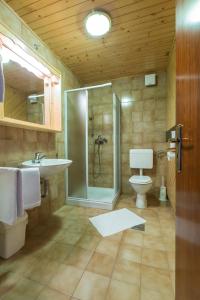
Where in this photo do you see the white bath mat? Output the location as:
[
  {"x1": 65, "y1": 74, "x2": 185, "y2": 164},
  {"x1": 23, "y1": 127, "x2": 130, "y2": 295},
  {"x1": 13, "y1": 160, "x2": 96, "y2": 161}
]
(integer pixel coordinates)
[{"x1": 89, "y1": 208, "x2": 146, "y2": 237}]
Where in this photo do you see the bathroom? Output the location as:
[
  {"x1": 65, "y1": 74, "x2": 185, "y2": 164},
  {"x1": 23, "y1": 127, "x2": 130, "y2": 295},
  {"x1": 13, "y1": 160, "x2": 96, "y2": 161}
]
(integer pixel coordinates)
[{"x1": 0, "y1": 0, "x2": 199, "y2": 299}]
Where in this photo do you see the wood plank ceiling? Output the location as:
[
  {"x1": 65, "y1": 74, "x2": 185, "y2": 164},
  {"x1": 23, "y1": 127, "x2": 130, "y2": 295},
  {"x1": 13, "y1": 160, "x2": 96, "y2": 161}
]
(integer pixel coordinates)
[{"x1": 5, "y1": 0, "x2": 175, "y2": 84}]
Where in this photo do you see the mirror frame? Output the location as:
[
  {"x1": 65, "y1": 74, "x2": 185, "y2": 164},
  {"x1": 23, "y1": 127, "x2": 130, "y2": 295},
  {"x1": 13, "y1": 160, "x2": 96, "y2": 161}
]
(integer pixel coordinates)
[{"x1": 0, "y1": 24, "x2": 62, "y2": 132}]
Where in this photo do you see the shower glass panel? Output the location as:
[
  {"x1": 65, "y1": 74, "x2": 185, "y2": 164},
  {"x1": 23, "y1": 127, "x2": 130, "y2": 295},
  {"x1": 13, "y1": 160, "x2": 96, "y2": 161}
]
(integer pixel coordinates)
[
  {"x1": 87, "y1": 86, "x2": 114, "y2": 204},
  {"x1": 66, "y1": 90, "x2": 87, "y2": 199},
  {"x1": 65, "y1": 84, "x2": 120, "y2": 210},
  {"x1": 114, "y1": 94, "x2": 121, "y2": 194},
  {"x1": 88, "y1": 87, "x2": 113, "y2": 187}
]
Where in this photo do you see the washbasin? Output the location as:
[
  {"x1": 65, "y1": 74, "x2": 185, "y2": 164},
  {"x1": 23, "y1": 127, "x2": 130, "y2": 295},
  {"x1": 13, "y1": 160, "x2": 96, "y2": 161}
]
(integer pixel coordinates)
[{"x1": 22, "y1": 159, "x2": 72, "y2": 178}]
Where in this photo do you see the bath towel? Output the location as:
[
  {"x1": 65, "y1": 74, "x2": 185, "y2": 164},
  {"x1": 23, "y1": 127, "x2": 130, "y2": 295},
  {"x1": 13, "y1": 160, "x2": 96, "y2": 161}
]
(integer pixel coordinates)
[
  {"x1": 0, "y1": 167, "x2": 18, "y2": 225},
  {"x1": 0, "y1": 60, "x2": 5, "y2": 103},
  {"x1": 18, "y1": 168, "x2": 41, "y2": 211}
]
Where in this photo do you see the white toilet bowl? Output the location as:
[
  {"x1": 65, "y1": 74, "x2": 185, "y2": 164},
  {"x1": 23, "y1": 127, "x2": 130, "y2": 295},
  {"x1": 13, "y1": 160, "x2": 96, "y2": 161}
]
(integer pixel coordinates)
[{"x1": 129, "y1": 175, "x2": 152, "y2": 208}]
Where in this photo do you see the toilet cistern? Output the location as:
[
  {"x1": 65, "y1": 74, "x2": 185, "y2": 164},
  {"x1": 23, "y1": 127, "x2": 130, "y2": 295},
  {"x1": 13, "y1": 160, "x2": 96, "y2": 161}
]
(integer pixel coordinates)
[{"x1": 129, "y1": 149, "x2": 153, "y2": 209}]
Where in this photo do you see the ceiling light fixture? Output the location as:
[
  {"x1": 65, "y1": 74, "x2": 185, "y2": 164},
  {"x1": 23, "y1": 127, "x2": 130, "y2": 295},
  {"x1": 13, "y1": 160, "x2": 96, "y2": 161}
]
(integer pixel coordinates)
[{"x1": 84, "y1": 10, "x2": 111, "y2": 38}]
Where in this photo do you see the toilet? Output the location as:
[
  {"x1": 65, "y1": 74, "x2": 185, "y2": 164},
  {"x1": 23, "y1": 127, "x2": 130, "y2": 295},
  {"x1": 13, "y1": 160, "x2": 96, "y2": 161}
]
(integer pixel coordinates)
[{"x1": 129, "y1": 149, "x2": 153, "y2": 208}]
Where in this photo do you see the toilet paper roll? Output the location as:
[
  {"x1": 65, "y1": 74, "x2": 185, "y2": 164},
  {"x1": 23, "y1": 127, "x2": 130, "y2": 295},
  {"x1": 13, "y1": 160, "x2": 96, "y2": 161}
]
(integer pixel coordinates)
[
  {"x1": 169, "y1": 142, "x2": 176, "y2": 148},
  {"x1": 167, "y1": 151, "x2": 176, "y2": 161}
]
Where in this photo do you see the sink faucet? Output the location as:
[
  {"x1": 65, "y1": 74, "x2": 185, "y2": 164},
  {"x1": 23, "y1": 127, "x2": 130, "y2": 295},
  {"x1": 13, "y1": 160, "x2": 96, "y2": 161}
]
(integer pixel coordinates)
[{"x1": 33, "y1": 152, "x2": 46, "y2": 163}]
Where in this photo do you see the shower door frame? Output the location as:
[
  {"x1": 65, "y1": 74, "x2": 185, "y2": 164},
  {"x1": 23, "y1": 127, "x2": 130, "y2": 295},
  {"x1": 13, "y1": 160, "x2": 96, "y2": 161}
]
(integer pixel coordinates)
[{"x1": 64, "y1": 83, "x2": 120, "y2": 209}]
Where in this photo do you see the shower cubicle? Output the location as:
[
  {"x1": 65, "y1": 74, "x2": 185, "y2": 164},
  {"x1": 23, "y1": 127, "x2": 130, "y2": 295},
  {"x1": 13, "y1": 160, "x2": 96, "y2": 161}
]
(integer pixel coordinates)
[{"x1": 64, "y1": 83, "x2": 120, "y2": 209}]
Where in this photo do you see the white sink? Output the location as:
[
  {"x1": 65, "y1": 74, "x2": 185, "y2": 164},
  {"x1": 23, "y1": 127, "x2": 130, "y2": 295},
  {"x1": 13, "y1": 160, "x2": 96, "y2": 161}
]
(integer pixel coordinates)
[{"x1": 22, "y1": 159, "x2": 72, "y2": 178}]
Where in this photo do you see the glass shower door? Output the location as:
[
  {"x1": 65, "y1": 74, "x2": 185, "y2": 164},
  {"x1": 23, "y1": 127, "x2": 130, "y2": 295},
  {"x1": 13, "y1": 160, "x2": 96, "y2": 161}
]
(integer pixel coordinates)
[
  {"x1": 66, "y1": 90, "x2": 88, "y2": 199},
  {"x1": 113, "y1": 94, "x2": 121, "y2": 194}
]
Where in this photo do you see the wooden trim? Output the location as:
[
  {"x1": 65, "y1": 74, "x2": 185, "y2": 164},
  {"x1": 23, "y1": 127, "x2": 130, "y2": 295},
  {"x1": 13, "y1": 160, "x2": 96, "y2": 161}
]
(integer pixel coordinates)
[
  {"x1": 0, "y1": 117, "x2": 59, "y2": 132},
  {"x1": 0, "y1": 24, "x2": 62, "y2": 132},
  {"x1": 50, "y1": 77, "x2": 62, "y2": 131}
]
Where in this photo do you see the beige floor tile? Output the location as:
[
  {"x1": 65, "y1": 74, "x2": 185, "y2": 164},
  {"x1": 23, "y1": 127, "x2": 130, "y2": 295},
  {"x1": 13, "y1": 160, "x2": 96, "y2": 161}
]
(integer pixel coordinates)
[
  {"x1": 118, "y1": 243, "x2": 142, "y2": 263},
  {"x1": 106, "y1": 279, "x2": 140, "y2": 300},
  {"x1": 112, "y1": 258, "x2": 141, "y2": 286},
  {"x1": 85, "y1": 224, "x2": 102, "y2": 237},
  {"x1": 159, "y1": 219, "x2": 175, "y2": 229},
  {"x1": 161, "y1": 229, "x2": 175, "y2": 240},
  {"x1": 170, "y1": 271, "x2": 175, "y2": 294},
  {"x1": 167, "y1": 251, "x2": 175, "y2": 271},
  {"x1": 141, "y1": 265, "x2": 172, "y2": 293},
  {"x1": 0, "y1": 272, "x2": 21, "y2": 298},
  {"x1": 145, "y1": 224, "x2": 162, "y2": 236},
  {"x1": 142, "y1": 248, "x2": 169, "y2": 269},
  {"x1": 0, "y1": 253, "x2": 38, "y2": 276},
  {"x1": 48, "y1": 264, "x2": 83, "y2": 296},
  {"x1": 0, "y1": 195, "x2": 175, "y2": 300},
  {"x1": 26, "y1": 239, "x2": 55, "y2": 259},
  {"x1": 1, "y1": 277, "x2": 44, "y2": 300},
  {"x1": 25, "y1": 258, "x2": 59, "y2": 284},
  {"x1": 163, "y1": 237, "x2": 175, "y2": 252},
  {"x1": 86, "y1": 252, "x2": 115, "y2": 277},
  {"x1": 96, "y1": 239, "x2": 119, "y2": 257},
  {"x1": 141, "y1": 287, "x2": 175, "y2": 300},
  {"x1": 56, "y1": 230, "x2": 82, "y2": 246},
  {"x1": 143, "y1": 234, "x2": 166, "y2": 251},
  {"x1": 128, "y1": 207, "x2": 143, "y2": 216},
  {"x1": 46, "y1": 242, "x2": 74, "y2": 263},
  {"x1": 77, "y1": 234, "x2": 100, "y2": 251},
  {"x1": 143, "y1": 217, "x2": 160, "y2": 226},
  {"x1": 141, "y1": 209, "x2": 158, "y2": 218},
  {"x1": 104, "y1": 232, "x2": 123, "y2": 243},
  {"x1": 73, "y1": 271, "x2": 110, "y2": 300},
  {"x1": 37, "y1": 287, "x2": 71, "y2": 300},
  {"x1": 122, "y1": 229, "x2": 144, "y2": 247},
  {"x1": 64, "y1": 247, "x2": 93, "y2": 269}
]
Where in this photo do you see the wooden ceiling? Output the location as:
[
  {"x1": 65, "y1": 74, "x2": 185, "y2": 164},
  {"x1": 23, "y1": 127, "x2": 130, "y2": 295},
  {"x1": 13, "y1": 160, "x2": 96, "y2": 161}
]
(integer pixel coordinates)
[{"x1": 5, "y1": 0, "x2": 175, "y2": 84}]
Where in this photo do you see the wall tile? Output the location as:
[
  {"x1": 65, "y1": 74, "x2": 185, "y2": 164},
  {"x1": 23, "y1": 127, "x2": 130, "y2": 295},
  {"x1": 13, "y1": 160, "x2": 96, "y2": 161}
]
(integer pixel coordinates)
[
  {"x1": 0, "y1": 1, "x2": 80, "y2": 229},
  {"x1": 113, "y1": 71, "x2": 167, "y2": 195}
]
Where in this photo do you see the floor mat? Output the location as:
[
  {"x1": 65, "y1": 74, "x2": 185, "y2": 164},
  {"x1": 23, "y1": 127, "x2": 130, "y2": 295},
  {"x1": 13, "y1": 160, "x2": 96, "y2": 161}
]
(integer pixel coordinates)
[{"x1": 89, "y1": 208, "x2": 146, "y2": 237}]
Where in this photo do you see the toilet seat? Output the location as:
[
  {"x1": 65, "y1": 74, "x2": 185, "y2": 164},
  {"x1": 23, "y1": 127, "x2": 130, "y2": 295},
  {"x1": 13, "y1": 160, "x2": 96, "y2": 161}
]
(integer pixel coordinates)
[{"x1": 129, "y1": 175, "x2": 152, "y2": 185}]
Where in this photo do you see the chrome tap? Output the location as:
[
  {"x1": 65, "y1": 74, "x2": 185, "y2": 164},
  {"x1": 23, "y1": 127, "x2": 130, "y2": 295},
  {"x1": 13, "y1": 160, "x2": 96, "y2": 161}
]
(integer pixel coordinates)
[{"x1": 33, "y1": 152, "x2": 46, "y2": 163}]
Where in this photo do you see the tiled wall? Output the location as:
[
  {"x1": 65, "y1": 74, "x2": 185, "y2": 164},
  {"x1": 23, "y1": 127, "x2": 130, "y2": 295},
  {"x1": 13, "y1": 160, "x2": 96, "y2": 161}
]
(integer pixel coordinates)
[
  {"x1": 88, "y1": 87, "x2": 113, "y2": 188},
  {"x1": 0, "y1": 1, "x2": 80, "y2": 229},
  {"x1": 112, "y1": 72, "x2": 167, "y2": 195},
  {"x1": 0, "y1": 126, "x2": 58, "y2": 228},
  {"x1": 166, "y1": 42, "x2": 176, "y2": 211}
]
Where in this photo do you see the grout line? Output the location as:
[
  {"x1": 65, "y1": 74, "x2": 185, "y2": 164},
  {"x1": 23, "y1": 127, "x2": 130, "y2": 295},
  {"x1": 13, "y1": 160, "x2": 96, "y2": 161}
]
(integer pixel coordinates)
[
  {"x1": 0, "y1": 196, "x2": 175, "y2": 300},
  {"x1": 70, "y1": 215, "x2": 103, "y2": 298},
  {"x1": 103, "y1": 233, "x2": 124, "y2": 300}
]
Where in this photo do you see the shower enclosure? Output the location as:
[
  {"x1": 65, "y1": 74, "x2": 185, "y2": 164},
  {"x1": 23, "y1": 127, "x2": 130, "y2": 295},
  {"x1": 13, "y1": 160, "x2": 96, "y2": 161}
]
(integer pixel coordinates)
[{"x1": 64, "y1": 83, "x2": 120, "y2": 209}]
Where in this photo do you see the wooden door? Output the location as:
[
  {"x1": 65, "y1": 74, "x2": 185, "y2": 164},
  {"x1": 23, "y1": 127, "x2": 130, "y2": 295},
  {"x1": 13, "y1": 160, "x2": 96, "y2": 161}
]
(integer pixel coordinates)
[{"x1": 176, "y1": 0, "x2": 200, "y2": 299}]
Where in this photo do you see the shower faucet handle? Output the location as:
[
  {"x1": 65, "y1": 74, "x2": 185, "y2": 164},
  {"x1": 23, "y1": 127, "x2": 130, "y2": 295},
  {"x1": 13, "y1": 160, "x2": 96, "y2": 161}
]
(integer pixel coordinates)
[{"x1": 95, "y1": 135, "x2": 108, "y2": 145}]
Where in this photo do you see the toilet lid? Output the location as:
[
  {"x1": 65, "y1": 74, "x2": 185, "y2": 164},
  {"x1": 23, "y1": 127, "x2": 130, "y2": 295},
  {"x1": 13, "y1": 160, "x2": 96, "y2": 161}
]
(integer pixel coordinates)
[{"x1": 129, "y1": 175, "x2": 152, "y2": 184}]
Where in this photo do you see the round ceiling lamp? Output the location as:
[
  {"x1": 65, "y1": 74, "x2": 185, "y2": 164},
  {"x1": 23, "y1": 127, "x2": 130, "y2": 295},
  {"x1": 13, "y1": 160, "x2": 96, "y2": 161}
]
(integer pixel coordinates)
[{"x1": 84, "y1": 10, "x2": 111, "y2": 38}]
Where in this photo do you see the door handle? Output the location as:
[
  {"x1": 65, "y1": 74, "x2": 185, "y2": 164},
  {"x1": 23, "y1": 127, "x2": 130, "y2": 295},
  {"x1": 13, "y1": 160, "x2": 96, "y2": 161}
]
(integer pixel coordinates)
[
  {"x1": 174, "y1": 124, "x2": 191, "y2": 173},
  {"x1": 167, "y1": 124, "x2": 192, "y2": 173},
  {"x1": 176, "y1": 124, "x2": 183, "y2": 173}
]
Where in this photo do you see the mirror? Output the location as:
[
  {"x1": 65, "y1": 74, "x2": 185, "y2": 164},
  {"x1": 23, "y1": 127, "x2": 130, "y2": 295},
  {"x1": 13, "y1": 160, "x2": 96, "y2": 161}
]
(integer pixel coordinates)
[
  {"x1": 3, "y1": 59, "x2": 45, "y2": 124},
  {"x1": 0, "y1": 29, "x2": 62, "y2": 132}
]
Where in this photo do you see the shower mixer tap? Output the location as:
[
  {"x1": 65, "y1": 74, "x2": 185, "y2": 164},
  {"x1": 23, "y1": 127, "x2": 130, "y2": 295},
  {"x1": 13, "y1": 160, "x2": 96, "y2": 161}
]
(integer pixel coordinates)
[{"x1": 95, "y1": 135, "x2": 108, "y2": 145}]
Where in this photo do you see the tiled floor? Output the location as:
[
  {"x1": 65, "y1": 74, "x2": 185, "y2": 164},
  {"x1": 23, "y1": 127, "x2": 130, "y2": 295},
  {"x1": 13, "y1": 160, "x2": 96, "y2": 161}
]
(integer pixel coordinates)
[{"x1": 0, "y1": 195, "x2": 175, "y2": 300}]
